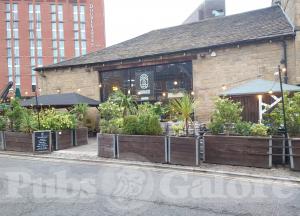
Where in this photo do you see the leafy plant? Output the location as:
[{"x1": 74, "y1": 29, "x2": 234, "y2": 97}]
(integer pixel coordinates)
[
  {"x1": 234, "y1": 121, "x2": 252, "y2": 136},
  {"x1": 40, "y1": 109, "x2": 76, "y2": 131},
  {"x1": 250, "y1": 124, "x2": 269, "y2": 137},
  {"x1": 70, "y1": 103, "x2": 88, "y2": 127},
  {"x1": 98, "y1": 101, "x2": 123, "y2": 121},
  {"x1": 209, "y1": 98, "x2": 243, "y2": 135},
  {"x1": 109, "y1": 91, "x2": 137, "y2": 117},
  {"x1": 208, "y1": 120, "x2": 224, "y2": 135},
  {"x1": 171, "y1": 123, "x2": 184, "y2": 137},
  {"x1": 6, "y1": 99, "x2": 25, "y2": 132},
  {"x1": 20, "y1": 110, "x2": 38, "y2": 133},
  {"x1": 170, "y1": 93, "x2": 195, "y2": 135},
  {"x1": 123, "y1": 113, "x2": 162, "y2": 136},
  {"x1": 264, "y1": 93, "x2": 300, "y2": 137},
  {"x1": 123, "y1": 115, "x2": 139, "y2": 135},
  {"x1": 0, "y1": 116, "x2": 7, "y2": 131},
  {"x1": 100, "y1": 118, "x2": 123, "y2": 134}
]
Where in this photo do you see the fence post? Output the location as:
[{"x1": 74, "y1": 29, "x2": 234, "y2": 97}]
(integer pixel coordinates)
[
  {"x1": 196, "y1": 136, "x2": 199, "y2": 166},
  {"x1": 115, "y1": 134, "x2": 119, "y2": 159},
  {"x1": 203, "y1": 135, "x2": 206, "y2": 162},
  {"x1": 282, "y1": 135, "x2": 286, "y2": 165},
  {"x1": 289, "y1": 138, "x2": 294, "y2": 170},
  {"x1": 269, "y1": 136, "x2": 272, "y2": 168},
  {"x1": 164, "y1": 136, "x2": 168, "y2": 163}
]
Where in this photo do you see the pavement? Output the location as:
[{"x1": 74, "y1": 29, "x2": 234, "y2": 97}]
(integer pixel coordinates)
[
  {"x1": 0, "y1": 154, "x2": 299, "y2": 216},
  {"x1": 0, "y1": 137, "x2": 299, "y2": 185}
]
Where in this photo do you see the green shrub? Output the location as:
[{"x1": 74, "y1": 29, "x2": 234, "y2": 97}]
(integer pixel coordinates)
[
  {"x1": 6, "y1": 99, "x2": 25, "y2": 132},
  {"x1": 234, "y1": 121, "x2": 252, "y2": 136},
  {"x1": 0, "y1": 116, "x2": 7, "y2": 131},
  {"x1": 20, "y1": 110, "x2": 38, "y2": 133},
  {"x1": 250, "y1": 124, "x2": 269, "y2": 137},
  {"x1": 99, "y1": 101, "x2": 123, "y2": 121},
  {"x1": 171, "y1": 123, "x2": 184, "y2": 136},
  {"x1": 100, "y1": 118, "x2": 123, "y2": 134},
  {"x1": 123, "y1": 115, "x2": 139, "y2": 135},
  {"x1": 40, "y1": 109, "x2": 76, "y2": 131},
  {"x1": 264, "y1": 92, "x2": 300, "y2": 137},
  {"x1": 208, "y1": 121, "x2": 224, "y2": 135},
  {"x1": 70, "y1": 103, "x2": 88, "y2": 127},
  {"x1": 123, "y1": 114, "x2": 162, "y2": 136}
]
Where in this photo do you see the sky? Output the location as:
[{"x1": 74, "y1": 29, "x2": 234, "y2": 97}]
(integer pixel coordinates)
[{"x1": 104, "y1": 0, "x2": 272, "y2": 46}]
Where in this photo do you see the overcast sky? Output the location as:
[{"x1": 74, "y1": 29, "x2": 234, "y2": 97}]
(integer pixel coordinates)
[{"x1": 105, "y1": 0, "x2": 271, "y2": 46}]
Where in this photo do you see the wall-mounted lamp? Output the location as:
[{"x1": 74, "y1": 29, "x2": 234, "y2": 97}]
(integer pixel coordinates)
[
  {"x1": 56, "y1": 88, "x2": 61, "y2": 94},
  {"x1": 222, "y1": 85, "x2": 227, "y2": 91},
  {"x1": 268, "y1": 90, "x2": 273, "y2": 95},
  {"x1": 162, "y1": 92, "x2": 167, "y2": 97},
  {"x1": 127, "y1": 89, "x2": 131, "y2": 95},
  {"x1": 25, "y1": 91, "x2": 28, "y2": 96},
  {"x1": 191, "y1": 91, "x2": 195, "y2": 96},
  {"x1": 112, "y1": 86, "x2": 119, "y2": 91},
  {"x1": 211, "y1": 51, "x2": 217, "y2": 57},
  {"x1": 173, "y1": 81, "x2": 178, "y2": 86},
  {"x1": 99, "y1": 84, "x2": 102, "y2": 88},
  {"x1": 77, "y1": 88, "x2": 81, "y2": 92}
]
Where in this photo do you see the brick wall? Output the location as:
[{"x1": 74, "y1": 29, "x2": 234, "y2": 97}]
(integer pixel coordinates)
[
  {"x1": 38, "y1": 67, "x2": 100, "y2": 100},
  {"x1": 193, "y1": 39, "x2": 298, "y2": 122}
]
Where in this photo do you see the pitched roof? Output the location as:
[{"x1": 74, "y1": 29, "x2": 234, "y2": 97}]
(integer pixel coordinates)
[
  {"x1": 37, "y1": 5, "x2": 294, "y2": 71},
  {"x1": 21, "y1": 93, "x2": 100, "y2": 108},
  {"x1": 221, "y1": 79, "x2": 300, "y2": 96}
]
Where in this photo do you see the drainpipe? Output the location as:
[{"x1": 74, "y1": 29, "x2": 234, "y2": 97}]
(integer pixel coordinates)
[{"x1": 281, "y1": 40, "x2": 288, "y2": 84}]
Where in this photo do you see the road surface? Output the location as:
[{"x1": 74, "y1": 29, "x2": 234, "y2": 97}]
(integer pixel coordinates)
[{"x1": 0, "y1": 155, "x2": 299, "y2": 216}]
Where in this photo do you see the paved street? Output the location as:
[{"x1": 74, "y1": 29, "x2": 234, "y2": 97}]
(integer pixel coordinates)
[{"x1": 0, "y1": 155, "x2": 299, "y2": 216}]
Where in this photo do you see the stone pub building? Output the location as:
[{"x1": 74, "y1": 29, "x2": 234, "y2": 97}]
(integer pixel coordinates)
[{"x1": 36, "y1": 0, "x2": 300, "y2": 122}]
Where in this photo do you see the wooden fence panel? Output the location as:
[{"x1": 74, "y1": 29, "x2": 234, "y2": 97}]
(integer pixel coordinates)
[
  {"x1": 118, "y1": 135, "x2": 167, "y2": 163},
  {"x1": 98, "y1": 134, "x2": 116, "y2": 158},
  {"x1": 204, "y1": 135, "x2": 270, "y2": 168},
  {"x1": 75, "y1": 128, "x2": 88, "y2": 146},
  {"x1": 4, "y1": 132, "x2": 33, "y2": 152},
  {"x1": 169, "y1": 137, "x2": 198, "y2": 166}
]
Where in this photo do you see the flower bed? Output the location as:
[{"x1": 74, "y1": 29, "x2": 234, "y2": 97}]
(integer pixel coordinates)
[
  {"x1": 168, "y1": 136, "x2": 199, "y2": 166},
  {"x1": 118, "y1": 135, "x2": 167, "y2": 163},
  {"x1": 98, "y1": 133, "x2": 116, "y2": 158},
  {"x1": 4, "y1": 131, "x2": 34, "y2": 152},
  {"x1": 0, "y1": 131, "x2": 4, "y2": 150},
  {"x1": 74, "y1": 127, "x2": 88, "y2": 146},
  {"x1": 290, "y1": 138, "x2": 300, "y2": 171},
  {"x1": 204, "y1": 135, "x2": 271, "y2": 169}
]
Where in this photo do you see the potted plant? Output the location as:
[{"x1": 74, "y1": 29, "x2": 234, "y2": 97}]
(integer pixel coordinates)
[
  {"x1": 265, "y1": 93, "x2": 300, "y2": 170},
  {"x1": 40, "y1": 109, "x2": 76, "y2": 151},
  {"x1": 98, "y1": 97, "x2": 124, "y2": 159},
  {"x1": 168, "y1": 94, "x2": 200, "y2": 166},
  {"x1": 70, "y1": 103, "x2": 89, "y2": 146},
  {"x1": 118, "y1": 105, "x2": 167, "y2": 163},
  {"x1": 4, "y1": 100, "x2": 38, "y2": 152},
  {"x1": 204, "y1": 98, "x2": 271, "y2": 169}
]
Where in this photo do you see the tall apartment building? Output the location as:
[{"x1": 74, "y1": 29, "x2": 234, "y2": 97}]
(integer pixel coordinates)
[
  {"x1": 184, "y1": 0, "x2": 226, "y2": 24},
  {"x1": 0, "y1": 0, "x2": 106, "y2": 96}
]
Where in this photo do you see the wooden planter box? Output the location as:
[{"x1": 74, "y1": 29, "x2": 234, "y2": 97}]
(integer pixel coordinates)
[
  {"x1": 168, "y1": 136, "x2": 199, "y2": 166},
  {"x1": 272, "y1": 136, "x2": 285, "y2": 165},
  {"x1": 52, "y1": 130, "x2": 74, "y2": 151},
  {"x1": 0, "y1": 131, "x2": 4, "y2": 150},
  {"x1": 4, "y1": 132, "x2": 34, "y2": 152},
  {"x1": 290, "y1": 138, "x2": 300, "y2": 171},
  {"x1": 204, "y1": 135, "x2": 271, "y2": 169},
  {"x1": 74, "y1": 127, "x2": 88, "y2": 146},
  {"x1": 117, "y1": 135, "x2": 167, "y2": 163},
  {"x1": 98, "y1": 134, "x2": 116, "y2": 158}
]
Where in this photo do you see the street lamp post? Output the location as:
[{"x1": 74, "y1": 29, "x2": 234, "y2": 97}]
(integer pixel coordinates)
[{"x1": 278, "y1": 65, "x2": 288, "y2": 163}]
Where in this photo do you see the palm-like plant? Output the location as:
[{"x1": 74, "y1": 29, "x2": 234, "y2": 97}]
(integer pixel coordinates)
[
  {"x1": 109, "y1": 91, "x2": 137, "y2": 117},
  {"x1": 170, "y1": 93, "x2": 195, "y2": 136}
]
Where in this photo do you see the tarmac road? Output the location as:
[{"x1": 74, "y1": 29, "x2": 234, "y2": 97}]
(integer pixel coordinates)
[{"x1": 0, "y1": 155, "x2": 299, "y2": 216}]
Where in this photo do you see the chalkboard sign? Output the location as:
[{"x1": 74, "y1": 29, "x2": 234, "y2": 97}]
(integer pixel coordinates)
[{"x1": 33, "y1": 131, "x2": 52, "y2": 153}]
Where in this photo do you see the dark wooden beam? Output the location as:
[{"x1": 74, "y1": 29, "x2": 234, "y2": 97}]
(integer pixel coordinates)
[{"x1": 95, "y1": 55, "x2": 197, "y2": 72}]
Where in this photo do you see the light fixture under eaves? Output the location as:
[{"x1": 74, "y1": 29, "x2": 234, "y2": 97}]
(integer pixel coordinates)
[{"x1": 211, "y1": 51, "x2": 217, "y2": 57}]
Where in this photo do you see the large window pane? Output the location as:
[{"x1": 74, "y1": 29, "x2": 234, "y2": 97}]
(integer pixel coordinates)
[{"x1": 100, "y1": 62, "x2": 193, "y2": 102}]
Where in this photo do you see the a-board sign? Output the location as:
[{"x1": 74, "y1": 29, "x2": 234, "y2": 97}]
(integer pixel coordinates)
[{"x1": 33, "y1": 131, "x2": 52, "y2": 153}]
